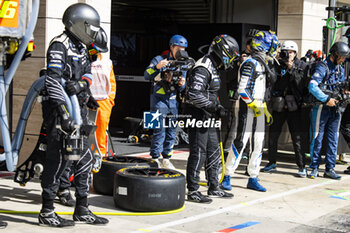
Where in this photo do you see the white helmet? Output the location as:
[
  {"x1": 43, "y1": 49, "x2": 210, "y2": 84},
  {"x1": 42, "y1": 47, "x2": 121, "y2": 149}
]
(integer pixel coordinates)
[{"x1": 281, "y1": 40, "x2": 298, "y2": 54}]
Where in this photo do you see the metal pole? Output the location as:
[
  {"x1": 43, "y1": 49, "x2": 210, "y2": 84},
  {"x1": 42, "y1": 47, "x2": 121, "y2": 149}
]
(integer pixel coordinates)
[
  {"x1": 0, "y1": 64, "x2": 15, "y2": 171},
  {"x1": 327, "y1": 0, "x2": 337, "y2": 53}
]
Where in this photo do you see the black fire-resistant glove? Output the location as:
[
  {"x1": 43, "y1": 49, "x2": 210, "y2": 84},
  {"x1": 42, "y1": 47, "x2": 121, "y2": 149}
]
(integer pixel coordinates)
[
  {"x1": 216, "y1": 105, "x2": 228, "y2": 118},
  {"x1": 57, "y1": 104, "x2": 75, "y2": 133},
  {"x1": 87, "y1": 96, "x2": 100, "y2": 110},
  {"x1": 65, "y1": 80, "x2": 89, "y2": 96}
]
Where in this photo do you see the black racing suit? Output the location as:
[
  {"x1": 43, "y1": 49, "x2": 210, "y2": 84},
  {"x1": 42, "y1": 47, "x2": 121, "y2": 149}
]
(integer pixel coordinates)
[
  {"x1": 268, "y1": 58, "x2": 307, "y2": 169},
  {"x1": 41, "y1": 31, "x2": 93, "y2": 210},
  {"x1": 185, "y1": 55, "x2": 221, "y2": 191}
]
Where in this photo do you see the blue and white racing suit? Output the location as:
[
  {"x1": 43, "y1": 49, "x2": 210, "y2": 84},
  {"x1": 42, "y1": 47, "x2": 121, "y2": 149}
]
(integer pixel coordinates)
[
  {"x1": 144, "y1": 52, "x2": 186, "y2": 158},
  {"x1": 308, "y1": 57, "x2": 344, "y2": 171},
  {"x1": 225, "y1": 56, "x2": 266, "y2": 178}
]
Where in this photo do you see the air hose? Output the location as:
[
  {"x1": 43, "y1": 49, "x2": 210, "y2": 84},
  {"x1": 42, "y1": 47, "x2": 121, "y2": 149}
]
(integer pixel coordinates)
[{"x1": 326, "y1": 17, "x2": 346, "y2": 48}]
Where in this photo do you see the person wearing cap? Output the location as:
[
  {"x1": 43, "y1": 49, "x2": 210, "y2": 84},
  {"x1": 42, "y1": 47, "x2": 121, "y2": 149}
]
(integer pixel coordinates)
[
  {"x1": 261, "y1": 40, "x2": 308, "y2": 177},
  {"x1": 144, "y1": 35, "x2": 187, "y2": 169}
]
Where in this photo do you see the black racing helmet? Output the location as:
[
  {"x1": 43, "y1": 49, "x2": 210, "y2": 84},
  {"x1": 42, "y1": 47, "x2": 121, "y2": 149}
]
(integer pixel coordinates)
[
  {"x1": 62, "y1": 3, "x2": 100, "y2": 45},
  {"x1": 209, "y1": 34, "x2": 240, "y2": 70},
  {"x1": 329, "y1": 42, "x2": 350, "y2": 58}
]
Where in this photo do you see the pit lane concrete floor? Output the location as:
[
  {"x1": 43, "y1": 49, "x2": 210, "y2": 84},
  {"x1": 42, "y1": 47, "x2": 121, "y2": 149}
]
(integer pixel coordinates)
[{"x1": 1, "y1": 151, "x2": 350, "y2": 233}]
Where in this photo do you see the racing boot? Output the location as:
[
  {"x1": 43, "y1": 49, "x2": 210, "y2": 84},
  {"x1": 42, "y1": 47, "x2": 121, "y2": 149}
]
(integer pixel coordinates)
[
  {"x1": 38, "y1": 208, "x2": 75, "y2": 227},
  {"x1": 221, "y1": 175, "x2": 232, "y2": 191},
  {"x1": 73, "y1": 205, "x2": 109, "y2": 225},
  {"x1": 57, "y1": 189, "x2": 75, "y2": 207},
  {"x1": 187, "y1": 191, "x2": 212, "y2": 204},
  {"x1": 247, "y1": 177, "x2": 266, "y2": 192},
  {"x1": 0, "y1": 220, "x2": 7, "y2": 229},
  {"x1": 309, "y1": 168, "x2": 318, "y2": 179},
  {"x1": 208, "y1": 187, "x2": 233, "y2": 198},
  {"x1": 344, "y1": 166, "x2": 350, "y2": 174},
  {"x1": 324, "y1": 169, "x2": 341, "y2": 180},
  {"x1": 261, "y1": 163, "x2": 277, "y2": 172},
  {"x1": 152, "y1": 158, "x2": 161, "y2": 168},
  {"x1": 162, "y1": 159, "x2": 175, "y2": 170},
  {"x1": 297, "y1": 168, "x2": 307, "y2": 178}
]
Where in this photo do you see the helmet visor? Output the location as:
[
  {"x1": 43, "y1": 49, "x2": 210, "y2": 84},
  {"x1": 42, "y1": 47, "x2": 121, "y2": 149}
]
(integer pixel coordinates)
[{"x1": 85, "y1": 23, "x2": 100, "y2": 41}]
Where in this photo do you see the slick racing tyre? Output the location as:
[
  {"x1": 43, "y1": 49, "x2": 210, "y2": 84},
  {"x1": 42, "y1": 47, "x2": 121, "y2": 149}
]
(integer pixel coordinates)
[
  {"x1": 114, "y1": 167, "x2": 185, "y2": 212},
  {"x1": 93, "y1": 156, "x2": 158, "y2": 195}
]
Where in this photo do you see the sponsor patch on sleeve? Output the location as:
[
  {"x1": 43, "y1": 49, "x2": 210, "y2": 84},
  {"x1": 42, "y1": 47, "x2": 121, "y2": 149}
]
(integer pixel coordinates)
[
  {"x1": 240, "y1": 93, "x2": 249, "y2": 100},
  {"x1": 48, "y1": 63, "x2": 63, "y2": 69}
]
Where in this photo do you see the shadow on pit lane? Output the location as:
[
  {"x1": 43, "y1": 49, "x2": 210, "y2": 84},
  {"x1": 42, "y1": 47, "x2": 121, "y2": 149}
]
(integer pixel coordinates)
[
  {"x1": 87, "y1": 195, "x2": 127, "y2": 212},
  {"x1": 0, "y1": 185, "x2": 41, "y2": 205},
  {"x1": 287, "y1": 205, "x2": 350, "y2": 233},
  {"x1": 0, "y1": 213, "x2": 38, "y2": 225}
]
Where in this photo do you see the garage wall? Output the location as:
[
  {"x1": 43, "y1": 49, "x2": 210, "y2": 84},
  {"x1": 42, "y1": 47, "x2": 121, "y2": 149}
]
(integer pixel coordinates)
[
  {"x1": 232, "y1": 0, "x2": 275, "y2": 29},
  {"x1": 277, "y1": 0, "x2": 328, "y2": 58},
  {"x1": 211, "y1": 0, "x2": 276, "y2": 29}
]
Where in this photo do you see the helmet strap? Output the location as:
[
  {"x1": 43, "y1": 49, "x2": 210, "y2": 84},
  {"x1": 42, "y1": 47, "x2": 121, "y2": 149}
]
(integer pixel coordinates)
[
  {"x1": 169, "y1": 45, "x2": 176, "y2": 59},
  {"x1": 208, "y1": 53, "x2": 222, "y2": 69},
  {"x1": 330, "y1": 53, "x2": 338, "y2": 65}
]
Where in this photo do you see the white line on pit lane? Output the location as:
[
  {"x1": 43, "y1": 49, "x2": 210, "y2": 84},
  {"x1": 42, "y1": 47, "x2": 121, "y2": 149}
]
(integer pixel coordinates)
[{"x1": 132, "y1": 176, "x2": 350, "y2": 233}]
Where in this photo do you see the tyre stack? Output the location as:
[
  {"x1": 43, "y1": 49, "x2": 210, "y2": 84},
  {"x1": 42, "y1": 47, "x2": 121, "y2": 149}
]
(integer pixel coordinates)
[
  {"x1": 93, "y1": 156, "x2": 186, "y2": 212},
  {"x1": 114, "y1": 167, "x2": 186, "y2": 212},
  {"x1": 93, "y1": 156, "x2": 157, "y2": 195}
]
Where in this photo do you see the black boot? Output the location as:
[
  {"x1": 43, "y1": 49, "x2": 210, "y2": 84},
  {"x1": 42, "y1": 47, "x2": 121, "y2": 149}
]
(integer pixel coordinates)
[
  {"x1": 57, "y1": 189, "x2": 75, "y2": 207},
  {"x1": 208, "y1": 187, "x2": 234, "y2": 198},
  {"x1": 38, "y1": 208, "x2": 75, "y2": 227},
  {"x1": 344, "y1": 166, "x2": 350, "y2": 174},
  {"x1": 73, "y1": 205, "x2": 108, "y2": 225},
  {"x1": 0, "y1": 220, "x2": 7, "y2": 229}
]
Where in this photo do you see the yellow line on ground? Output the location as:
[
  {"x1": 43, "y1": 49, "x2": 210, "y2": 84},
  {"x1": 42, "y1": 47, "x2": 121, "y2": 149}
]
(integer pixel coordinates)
[{"x1": 0, "y1": 205, "x2": 185, "y2": 216}]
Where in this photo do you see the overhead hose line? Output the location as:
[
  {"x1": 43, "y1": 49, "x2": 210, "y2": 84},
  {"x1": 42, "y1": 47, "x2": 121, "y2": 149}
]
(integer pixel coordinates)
[{"x1": 326, "y1": 17, "x2": 346, "y2": 49}]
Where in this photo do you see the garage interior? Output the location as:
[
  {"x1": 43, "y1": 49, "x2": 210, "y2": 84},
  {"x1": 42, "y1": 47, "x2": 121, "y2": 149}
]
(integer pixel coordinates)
[{"x1": 108, "y1": 0, "x2": 277, "y2": 154}]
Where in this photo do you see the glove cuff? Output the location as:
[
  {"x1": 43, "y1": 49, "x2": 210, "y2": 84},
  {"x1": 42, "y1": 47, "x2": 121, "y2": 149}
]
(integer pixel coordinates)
[
  {"x1": 247, "y1": 100, "x2": 258, "y2": 108},
  {"x1": 81, "y1": 74, "x2": 92, "y2": 86},
  {"x1": 78, "y1": 80, "x2": 89, "y2": 90}
]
